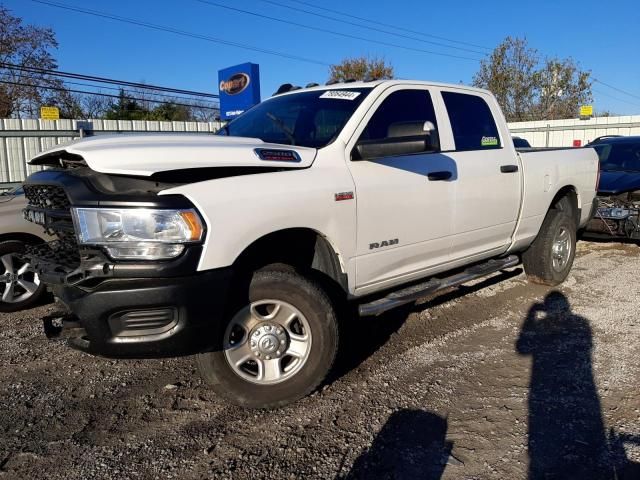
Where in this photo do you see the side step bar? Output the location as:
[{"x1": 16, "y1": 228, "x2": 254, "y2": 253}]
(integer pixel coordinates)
[{"x1": 358, "y1": 255, "x2": 520, "y2": 317}]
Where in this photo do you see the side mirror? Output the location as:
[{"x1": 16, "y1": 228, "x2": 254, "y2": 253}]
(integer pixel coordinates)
[{"x1": 353, "y1": 121, "x2": 439, "y2": 160}]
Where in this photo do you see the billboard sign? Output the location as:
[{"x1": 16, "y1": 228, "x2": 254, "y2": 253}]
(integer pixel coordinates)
[{"x1": 218, "y1": 63, "x2": 261, "y2": 121}]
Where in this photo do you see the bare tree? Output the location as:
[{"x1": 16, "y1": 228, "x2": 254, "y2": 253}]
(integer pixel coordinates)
[
  {"x1": 329, "y1": 56, "x2": 394, "y2": 83},
  {"x1": 0, "y1": 6, "x2": 67, "y2": 117}
]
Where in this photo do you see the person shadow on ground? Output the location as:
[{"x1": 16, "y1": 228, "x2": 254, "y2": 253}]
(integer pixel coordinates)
[
  {"x1": 345, "y1": 409, "x2": 452, "y2": 480},
  {"x1": 516, "y1": 291, "x2": 616, "y2": 479}
]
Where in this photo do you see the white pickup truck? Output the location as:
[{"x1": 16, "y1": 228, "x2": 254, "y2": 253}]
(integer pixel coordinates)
[{"x1": 23, "y1": 80, "x2": 599, "y2": 408}]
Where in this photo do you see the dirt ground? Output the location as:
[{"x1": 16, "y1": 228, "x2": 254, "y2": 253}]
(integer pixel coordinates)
[{"x1": 0, "y1": 240, "x2": 639, "y2": 480}]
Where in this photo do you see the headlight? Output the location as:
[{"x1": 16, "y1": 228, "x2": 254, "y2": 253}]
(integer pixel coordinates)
[{"x1": 72, "y1": 208, "x2": 204, "y2": 260}]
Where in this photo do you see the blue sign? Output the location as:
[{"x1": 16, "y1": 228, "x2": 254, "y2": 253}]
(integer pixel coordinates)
[{"x1": 218, "y1": 63, "x2": 261, "y2": 121}]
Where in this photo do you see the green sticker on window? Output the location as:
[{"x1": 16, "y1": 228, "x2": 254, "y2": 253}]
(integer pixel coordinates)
[{"x1": 481, "y1": 136, "x2": 499, "y2": 147}]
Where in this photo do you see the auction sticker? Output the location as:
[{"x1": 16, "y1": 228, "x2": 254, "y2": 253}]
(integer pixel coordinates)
[
  {"x1": 319, "y1": 90, "x2": 361, "y2": 100},
  {"x1": 481, "y1": 136, "x2": 499, "y2": 147}
]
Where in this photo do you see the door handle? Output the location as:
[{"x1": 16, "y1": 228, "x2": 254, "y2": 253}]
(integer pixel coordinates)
[
  {"x1": 427, "y1": 171, "x2": 452, "y2": 181},
  {"x1": 500, "y1": 165, "x2": 519, "y2": 173}
]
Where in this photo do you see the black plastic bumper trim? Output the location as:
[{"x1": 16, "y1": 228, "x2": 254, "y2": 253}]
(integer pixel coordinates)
[{"x1": 50, "y1": 267, "x2": 233, "y2": 358}]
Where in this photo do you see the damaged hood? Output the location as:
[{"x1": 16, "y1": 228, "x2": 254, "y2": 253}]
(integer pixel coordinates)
[
  {"x1": 598, "y1": 170, "x2": 640, "y2": 195},
  {"x1": 30, "y1": 134, "x2": 317, "y2": 176}
]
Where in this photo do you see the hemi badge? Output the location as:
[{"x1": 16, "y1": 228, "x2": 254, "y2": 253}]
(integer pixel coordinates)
[
  {"x1": 254, "y1": 148, "x2": 301, "y2": 162},
  {"x1": 335, "y1": 191, "x2": 354, "y2": 201}
]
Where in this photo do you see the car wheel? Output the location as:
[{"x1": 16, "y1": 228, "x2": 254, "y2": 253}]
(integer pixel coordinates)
[
  {"x1": 196, "y1": 268, "x2": 339, "y2": 408},
  {"x1": 523, "y1": 203, "x2": 577, "y2": 286},
  {"x1": 0, "y1": 240, "x2": 47, "y2": 312}
]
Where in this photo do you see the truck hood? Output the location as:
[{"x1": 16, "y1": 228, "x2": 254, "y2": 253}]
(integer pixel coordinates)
[
  {"x1": 598, "y1": 170, "x2": 640, "y2": 195},
  {"x1": 29, "y1": 134, "x2": 317, "y2": 176}
]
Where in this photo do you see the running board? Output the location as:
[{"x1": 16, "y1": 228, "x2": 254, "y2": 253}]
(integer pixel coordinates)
[{"x1": 358, "y1": 255, "x2": 520, "y2": 317}]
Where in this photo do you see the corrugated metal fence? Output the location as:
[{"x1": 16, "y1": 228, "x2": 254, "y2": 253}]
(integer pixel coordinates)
[
  {"x1": 3, "y1": 114, "x2": 640, "y2": 185},
  {"x1": 508, "y1": 115, "x2": 640, "y2": 148},
  {"x1": 0, "y1": 118, "x2": 222, "y2": 186}
]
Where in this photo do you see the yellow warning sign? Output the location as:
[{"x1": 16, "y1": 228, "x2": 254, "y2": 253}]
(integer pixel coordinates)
[
  {"x1": 40, "y1": 106, "x2": 60, "y2": 120},
  {"x1": 579, "y1": 105, "x2": 593, "y2": 118}
]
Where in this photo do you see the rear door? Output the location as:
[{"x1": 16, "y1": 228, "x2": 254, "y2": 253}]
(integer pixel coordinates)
[{"x1": 439, "y1": 90, "x2": 521, "y2": 260}]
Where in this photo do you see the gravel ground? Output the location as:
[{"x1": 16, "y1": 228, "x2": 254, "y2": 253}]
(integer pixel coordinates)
[{"x1": 1, "y1": 240, "x2": 639, "y2": 480}]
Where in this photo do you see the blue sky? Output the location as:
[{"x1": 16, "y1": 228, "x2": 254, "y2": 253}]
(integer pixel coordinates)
[{"x1": 6, "y1": 0, "x2": 640, "y2": 115}]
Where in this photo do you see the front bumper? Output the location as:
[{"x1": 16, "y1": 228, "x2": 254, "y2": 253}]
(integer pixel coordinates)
[{"x1": 49, "y1": 267, "x2": 233, "y2": 358}]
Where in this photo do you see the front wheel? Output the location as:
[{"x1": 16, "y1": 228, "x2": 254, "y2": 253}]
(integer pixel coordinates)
[
  {"x1": 523, "y1": 207, "x2": 577, "y2": 286},
  {"x1": 196, "y1": 269, "x2": 339, "y2": 408},
  {"x1": 0, "y1": 240, "x2": 46, "y2": 313}
]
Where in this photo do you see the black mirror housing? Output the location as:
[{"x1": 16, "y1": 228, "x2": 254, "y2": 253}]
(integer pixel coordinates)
[
  {"x1": 355, "y1": 135, "x2": 436, "y2": 160},
  {"x1": 353, "y1": 121, "x2": 439, "y2": 160}
]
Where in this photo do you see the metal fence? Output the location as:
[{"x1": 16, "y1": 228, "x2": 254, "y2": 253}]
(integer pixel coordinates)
[
  {"x1": 508, "y1": 115, "x2": 640, "y2": 148},
  {"x1": 3, "y1": 114, "x2": 640, "y2": 186},
  {"x1": 0, "y1": 118, "x2": 222, "y2": 186}
]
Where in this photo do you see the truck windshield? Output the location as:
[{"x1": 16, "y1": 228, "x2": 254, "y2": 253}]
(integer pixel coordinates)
[{"x1": 219, "y1": 88, "x2": 372, "y2": 148}]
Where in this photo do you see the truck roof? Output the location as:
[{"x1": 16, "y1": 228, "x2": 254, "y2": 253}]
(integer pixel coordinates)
[{"x1": 274, "y1": 79, "x2": 493, "y2": 98}]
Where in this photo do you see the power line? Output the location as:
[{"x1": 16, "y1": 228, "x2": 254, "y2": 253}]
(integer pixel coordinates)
[
  {"x1": 28, "y1": 0, "x2": 330, "y2": 66},
  {"x1": 0, "y1": 69, "x2": 219, "y2": 105},
  {"x1": 195, "y1": 0, "x2": 481, "y2": 61},
  {"x1": 0, "y1": 79, "x2": 220, "y2": 110},
  {"x1": 0, "y1": 62, "x2": 219, "y2": 99},
  {"x1": 205, "y1": 0, "x2": 486, "y2": 55},
  {"x1": 281, "y1": 0, "x2": 492, "y2": 51},
  {"x1": 593, "y1": 89, "x2": 640, "y2": 109},
  {"x1": 58, "y1": 79, "x2": 219, "y2": 104},
  {"x1": 594, "y1": 79, "x2": 640, "y2": 102}
]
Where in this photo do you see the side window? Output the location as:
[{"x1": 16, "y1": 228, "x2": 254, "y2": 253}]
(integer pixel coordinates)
[
  {"x1": 359, "y1": 89, "x2": 438, "y2": 143},
  {"x1": 442, "y1": 92, "x2": 501, "y2": 151}
]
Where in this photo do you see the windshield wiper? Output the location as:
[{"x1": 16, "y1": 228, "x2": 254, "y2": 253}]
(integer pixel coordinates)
[{"x1": 266, "y1": 112, "x2": 296, "y2": 145}]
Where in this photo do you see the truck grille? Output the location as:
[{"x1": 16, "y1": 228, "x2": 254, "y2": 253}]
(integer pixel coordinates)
[
  {"x1": 23, "y1": 185, "x2": 71, "y2": 210},
  {"x1": 23, "y1": 184, "x2": 81, "y2": 270}
]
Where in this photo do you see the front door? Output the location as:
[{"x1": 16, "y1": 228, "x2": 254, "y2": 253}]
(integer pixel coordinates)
[{"x1": 347, "y1": 87, "x2": 457, "y2": 291}]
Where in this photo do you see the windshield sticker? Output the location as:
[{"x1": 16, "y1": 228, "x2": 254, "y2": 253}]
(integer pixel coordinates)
[
  {"x1": 319, "y1": 90, "x2": 362, "y2": 100},
  {"x1": 481, "y1": 136, "x2": 499, "y2": 147}
]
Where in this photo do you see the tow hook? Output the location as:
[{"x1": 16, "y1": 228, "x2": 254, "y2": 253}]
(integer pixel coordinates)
[{"x1": 42, "y1": 312, "x2": 86, "y2": 340}]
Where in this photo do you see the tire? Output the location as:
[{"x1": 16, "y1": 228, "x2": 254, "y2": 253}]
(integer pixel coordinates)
[
  {"x1": 0, "y1": 240, "x2": 47, "y2": 313},
  {"x1": 196, "y1": 268, "x2": 339, "y2": 408},
  {"x1": 523, "y1": 204, "x2": 577, "y2": 286}
]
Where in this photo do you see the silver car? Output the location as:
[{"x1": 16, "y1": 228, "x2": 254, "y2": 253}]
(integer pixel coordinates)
[{"x1": 0, "y1": 186, "x2": 51, "y2": 311}]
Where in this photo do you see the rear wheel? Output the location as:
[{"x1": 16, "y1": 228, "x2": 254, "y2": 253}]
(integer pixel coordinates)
[
  {"x1": 0, "y1": 240, "x2": 46, "y2": 312},
  {"x1": 196, "y1": 268, "x2": 339, "y2": 408},
  {"x1": 523, "y1": 203, "x2": 577, "y2": 286}
]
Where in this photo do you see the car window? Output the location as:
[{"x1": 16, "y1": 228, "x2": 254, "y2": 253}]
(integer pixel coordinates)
[
  {"x1": 594, "y1": 143, "x2": 640, "y2": 172},
  {"x1": 442, "y1": 92, "x2": 501, "y2": 151},
  {"x1": 358, "y1": 89, "x2": 438, "y2": 143}
]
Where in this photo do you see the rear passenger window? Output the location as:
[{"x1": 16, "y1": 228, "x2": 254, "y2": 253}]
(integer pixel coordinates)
[{"x1": 442, "y1": 92, "x2": 501, "y2": 151}]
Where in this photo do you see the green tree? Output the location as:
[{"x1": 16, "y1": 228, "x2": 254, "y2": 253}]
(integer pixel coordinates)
[
  {"x1": 104, "y1": 90, "x2": 150, "y2": 121},
  {"x1": 473, "y1": 37, "x2": 592, "y2": 121},
  {"x1": 534, "y1": 57, "x2": 592, "y2": 120},
  {"x1": 148, "y1": 102, "x2": 192, "y2": 121},
  {"x1": 329, "y1": 56, "x2": 394, "y2": 82}
]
